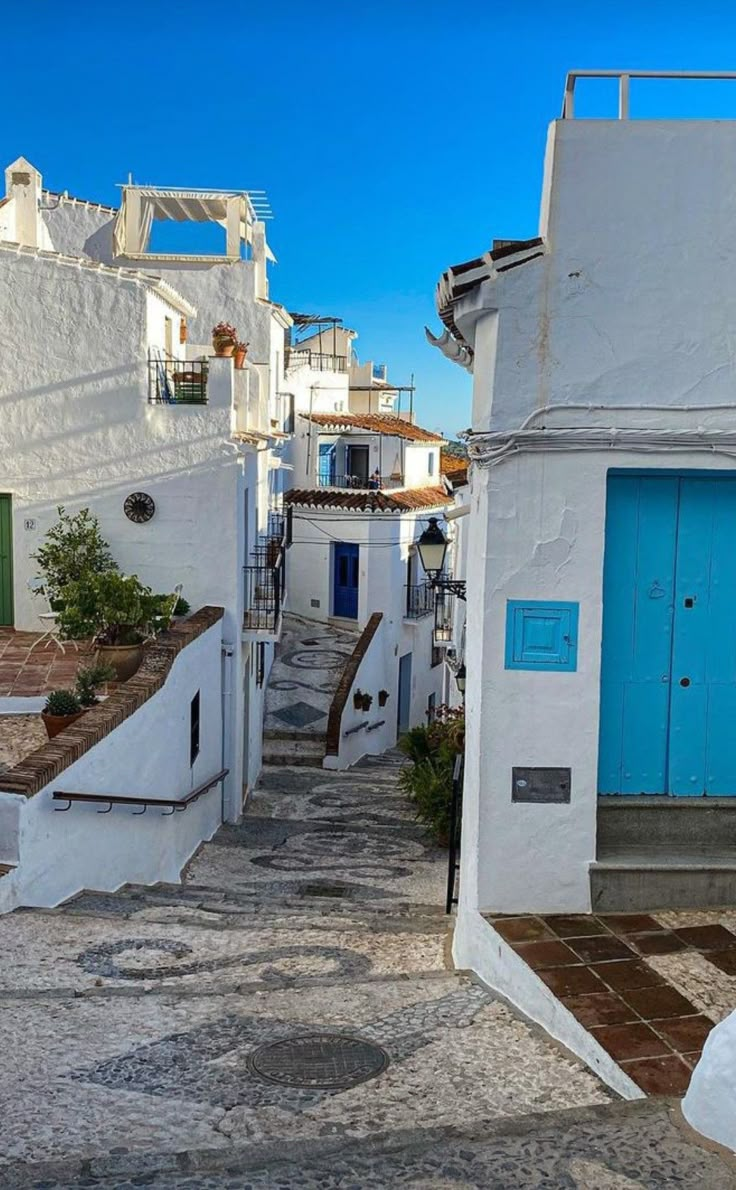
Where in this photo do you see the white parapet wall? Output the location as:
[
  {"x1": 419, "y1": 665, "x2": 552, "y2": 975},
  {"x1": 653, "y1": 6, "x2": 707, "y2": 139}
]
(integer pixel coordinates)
[
  {"x1": 453, "y1": 908, "x2": 644, "y2": 1100},
  {"x1": 0, "y1": 608, "x2": 225, "y2": 913},
  {"x1": 323, "y1": 613, "x2": 396, "y2": 770}
]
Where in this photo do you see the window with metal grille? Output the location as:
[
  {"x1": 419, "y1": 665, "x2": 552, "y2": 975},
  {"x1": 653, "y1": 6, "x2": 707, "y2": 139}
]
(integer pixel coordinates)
[{"x1": 190, "y1": 691, "x2": 200, "y2": 766}]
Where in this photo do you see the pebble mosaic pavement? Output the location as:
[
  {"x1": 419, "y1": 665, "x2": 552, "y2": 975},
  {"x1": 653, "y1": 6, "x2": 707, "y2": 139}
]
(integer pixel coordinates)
[{"x1": 1, "y1": 755, "x2": 734, "y2": 1187}]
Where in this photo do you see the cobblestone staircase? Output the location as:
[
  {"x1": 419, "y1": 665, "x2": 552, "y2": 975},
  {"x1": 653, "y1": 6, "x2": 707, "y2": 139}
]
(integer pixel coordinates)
[
  {"x1": 262, "y1": 614, "x2": 360, "y2": 768},
  {"x1": 2, "y1": 756, "x2": 733, "y2": 1188}
]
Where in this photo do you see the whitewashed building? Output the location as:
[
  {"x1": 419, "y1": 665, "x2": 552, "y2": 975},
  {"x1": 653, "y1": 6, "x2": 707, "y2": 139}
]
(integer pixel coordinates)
[
  {"x1": 279, "y1": 323, "x2": 456, "y2": 751},
  {"x1": 430, "y1": 72, "x2": 736, "y2": 937},
  {"x1": 0, "y1": 156, "x2": 292, "y2": 819}
]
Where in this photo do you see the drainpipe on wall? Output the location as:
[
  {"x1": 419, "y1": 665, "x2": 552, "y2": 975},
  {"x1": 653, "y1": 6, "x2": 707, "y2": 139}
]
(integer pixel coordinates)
[{"x1": 221, "y1": 643, "x2": 235, "y2": 822}]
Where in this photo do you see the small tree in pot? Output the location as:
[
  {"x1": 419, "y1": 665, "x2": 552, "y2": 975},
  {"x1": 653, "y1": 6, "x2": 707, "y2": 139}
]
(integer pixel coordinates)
[
  {"x1": 33, "y1": 506, "x2": 117, "y2": 608},
  {"x1": 57, "y1": 572, "x2": 164, "y2": 681}
]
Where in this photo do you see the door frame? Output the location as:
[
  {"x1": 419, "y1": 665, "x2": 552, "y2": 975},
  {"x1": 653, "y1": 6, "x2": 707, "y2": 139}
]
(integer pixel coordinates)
[
  {"x1": 397, "y1": 651, "x2": 413, "y2": 735},
  {"x1": 332, "y1": 541, "x2": 359, "y2": 619},
  {"x1": 0, "y1": 494, "x2": 14, "y2": 628}
]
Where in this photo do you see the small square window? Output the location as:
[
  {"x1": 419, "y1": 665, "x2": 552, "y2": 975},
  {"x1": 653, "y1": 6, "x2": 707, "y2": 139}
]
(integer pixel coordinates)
[{"x1": 505, "y1": 601, "x2": 579, "y2": 672}]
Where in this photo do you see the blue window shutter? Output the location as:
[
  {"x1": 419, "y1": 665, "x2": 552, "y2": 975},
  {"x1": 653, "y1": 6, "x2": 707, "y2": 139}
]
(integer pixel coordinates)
[{"x1": 505, "y1": 601, "x2": 579, "y2": 671}]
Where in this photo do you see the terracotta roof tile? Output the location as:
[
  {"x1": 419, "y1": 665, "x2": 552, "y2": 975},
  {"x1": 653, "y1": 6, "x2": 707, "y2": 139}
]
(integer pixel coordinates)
[
  {"x1": 283, "y1": 485, "x2": 451, "y2": 513},
  {"x1": 441, "y1": 451, "x2": 469, "y2": 486},
  {"x1": 301, "y1": 412, "x2": 444, "y2": 443}
]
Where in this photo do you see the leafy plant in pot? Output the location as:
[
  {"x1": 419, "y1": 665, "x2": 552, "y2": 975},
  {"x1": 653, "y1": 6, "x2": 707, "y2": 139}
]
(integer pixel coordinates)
[
  {"x1": 233, "y1": 340, "x2": 249, "y2": 369},
  {"x1": 57, "y1": 572, "x2": 164, "y2": 682},
  {"x1": 212, "y1": 321, "x2": 238, "y2": 358},
  {"x1": 398, "y1": 705, "x2": 465, "y2": 846},
  {"x1": 33, "y1": 506, "x2": 117, "y2": 611},
  {"x1": 41, "y1": 663, "x2": 114, "y2": 738}
]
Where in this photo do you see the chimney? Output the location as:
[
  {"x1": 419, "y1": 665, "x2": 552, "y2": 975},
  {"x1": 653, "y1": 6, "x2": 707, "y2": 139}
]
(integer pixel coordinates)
[{"x1": 4, "y1": 157, "x2": 43, "y2": 248}]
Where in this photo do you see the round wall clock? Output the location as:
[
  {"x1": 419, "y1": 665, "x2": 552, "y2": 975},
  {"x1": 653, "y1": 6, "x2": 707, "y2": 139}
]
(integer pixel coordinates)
[{"x1": 124, "y1": 492, "x2": 156, "y2": 524}]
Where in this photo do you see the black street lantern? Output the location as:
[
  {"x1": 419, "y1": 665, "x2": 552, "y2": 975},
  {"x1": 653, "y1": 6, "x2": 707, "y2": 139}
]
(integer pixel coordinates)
[
  {"x1": 416, "y1": 516, "x2": 467, "y2": 600},
  {"x1": 456, "y1": 663, "x2": 466, "y2": 694},
  {"x1": 416, "y1": 517, "x2": 448, "y2": 578}
]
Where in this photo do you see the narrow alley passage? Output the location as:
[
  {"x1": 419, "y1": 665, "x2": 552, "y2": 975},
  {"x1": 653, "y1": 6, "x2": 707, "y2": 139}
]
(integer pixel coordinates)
[{"x1": 0, "y1": 758, "x2": 733, "y2": 1187}]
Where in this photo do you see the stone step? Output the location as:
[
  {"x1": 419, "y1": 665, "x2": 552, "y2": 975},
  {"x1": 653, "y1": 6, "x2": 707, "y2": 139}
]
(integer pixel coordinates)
[
  {"x1": 598, "y1": 796, "x2": 736, "y2": 849},
  {"x1": 262, "y1": 738, "x2": 325, "y2": 768},
  {"x1": 591, "y1": 844, "x2": 736, "y2": 911},
  {"x1": 264, "y1": 729, "x2": 327, "y2": 743}
]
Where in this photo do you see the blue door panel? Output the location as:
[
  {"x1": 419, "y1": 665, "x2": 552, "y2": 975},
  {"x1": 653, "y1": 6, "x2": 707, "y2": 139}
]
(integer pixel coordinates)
[
  {"x1": 600, "y1": 473, "x2": 736, "y2": 797},
  {"x1": 598, "y1": 475, "x2": 678, "y2": 794},
  {"x1": 397, "y1": 652, "x2": 412, "y2": 735},
  {"x1": 333, "y1": 542, "x2": 359, "y2": 619}
]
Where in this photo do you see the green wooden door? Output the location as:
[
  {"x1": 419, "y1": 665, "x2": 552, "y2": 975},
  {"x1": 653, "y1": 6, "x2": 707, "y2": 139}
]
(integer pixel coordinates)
[{"x1": 0, "y1": 497, "x2": 13, "y2": 626}]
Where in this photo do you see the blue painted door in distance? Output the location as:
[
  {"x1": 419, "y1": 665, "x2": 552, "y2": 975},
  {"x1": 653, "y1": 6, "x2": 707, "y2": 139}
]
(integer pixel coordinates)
[{"x1": 333, "y1": 542, "x2": 359, "y2": 619}]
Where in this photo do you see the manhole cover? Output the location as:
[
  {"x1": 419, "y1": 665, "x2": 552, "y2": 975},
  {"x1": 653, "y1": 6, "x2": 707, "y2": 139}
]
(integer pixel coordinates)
[{"x1": 248, "y1": 1033, "x2": 389, "y2": 1089}]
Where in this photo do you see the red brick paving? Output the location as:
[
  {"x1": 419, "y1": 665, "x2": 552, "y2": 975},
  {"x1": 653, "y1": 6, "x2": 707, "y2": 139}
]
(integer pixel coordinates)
[
  {"x1": 487, "y1": 910, "x2": 729, "y2": 1097},
  {"x1": 0, "y1": 632, "x2": 95, "y2": 696}
]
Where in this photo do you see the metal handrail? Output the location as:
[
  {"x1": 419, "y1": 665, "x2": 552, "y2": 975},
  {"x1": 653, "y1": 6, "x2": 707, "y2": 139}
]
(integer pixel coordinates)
[
  {"x1": 562, "y1": 70, "x2": 736, "y2": 120},
  {"x1": 148, "y1": 352, "x2": 208, "y2": 404},
  {"x1": 53, "y1": 769, "x2": 228, "y2": 815}
]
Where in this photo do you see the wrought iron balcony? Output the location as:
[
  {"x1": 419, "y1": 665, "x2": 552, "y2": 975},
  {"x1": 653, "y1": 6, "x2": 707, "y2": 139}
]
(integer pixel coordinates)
[
  {"x1": 148, "y1": 353, "x2": 208, "y2": 404},
  {"x1": 317, "y1": 474, "x2": 404, "y2": 491},
  {"x1": 244, "y1": 552, "x2": 283, "y2": 633},
  {"x1": 285, "y1": 349, "x2": 347, "y2": 373},
  {"x1": 405, "y1": 582, "x2": 435, "y2": 620}
]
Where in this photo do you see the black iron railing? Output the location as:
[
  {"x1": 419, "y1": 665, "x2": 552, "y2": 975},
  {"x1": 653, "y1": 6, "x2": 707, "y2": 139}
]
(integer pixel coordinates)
[
  {"x1": 244, "y1": 551, "x2": 284, "y2": 632},
  {"x1": 405, "y1": 582, "x2": 435, "y2": 619},
  {"x1": 433, "y1": 591, "x2": 455, "y2": 645},
  {"x1": 286, "y1": 349, "x2": 347, "y2": 373},
  {"x1": 445, "y1": 754, "x2": 464, "y2": 914},
  {"x1": 148, "y1": 354, "x2": 208, "y2": 404},
  {"x1": 317, "y1": 474, "x2": 404, "y2": 490}
]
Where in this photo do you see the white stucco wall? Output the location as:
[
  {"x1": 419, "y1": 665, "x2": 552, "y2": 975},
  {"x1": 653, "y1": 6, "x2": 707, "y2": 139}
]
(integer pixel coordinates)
[
  {"x1": 0, "y1": 620, "x2": 224, "y2": 913},
  {"x1": 323, "y1": 616, "x2": 395, "y2": 769}
]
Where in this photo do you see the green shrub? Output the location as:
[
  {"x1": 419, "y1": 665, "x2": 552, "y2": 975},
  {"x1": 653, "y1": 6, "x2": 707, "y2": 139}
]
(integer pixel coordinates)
[
  {"x1": 398, "y1": 705, "x2": 464, "y2": 844},
  {"x1": 57, "y1": 572, "x2": 163, "y2": 645},
  {"x1": 44, "y1": 689, "x2": 82, "y2": 716},
  {"x1": 33, "y1": 507, "x2": 117, "y2": 598},
  {"x1": 75, "y1": 663, "x2": 115, "y2": 707}
]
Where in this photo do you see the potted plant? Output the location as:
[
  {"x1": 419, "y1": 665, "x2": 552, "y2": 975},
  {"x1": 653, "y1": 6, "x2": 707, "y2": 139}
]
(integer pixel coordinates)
[
  {"x1": 40, "y1": 664, "x2": 114, "y2": 739},
  {"x1": 378, "y1": 689, "x2": 390, "y2": 707},
  {"x1": 75, "y1": 662, "x2": 115, "y2": 707},
  {"x1": 57, "y1": 572, "x2": 165, "y2": 682},
  {"x1": 398, "y1": 706, "x2": 465, "y2": 846},
  {"x1": 233, "y1": 341, "x2": 249, "y2": 369},
  {"x1": 33, "y1": 506, "x2": 117, "y2": 609},
  {"x1": 41, "y1": 689, "x2": 85, "y2": 739},
  {"x1": 212, "y1": 321, "x2": 238, "y2": 358},
  {"x1": 353, "y1": 689, "x2": 364, "y2": 710},
  {"x1": 361, "y1": 693, "x2": 373, "y2": 712}
]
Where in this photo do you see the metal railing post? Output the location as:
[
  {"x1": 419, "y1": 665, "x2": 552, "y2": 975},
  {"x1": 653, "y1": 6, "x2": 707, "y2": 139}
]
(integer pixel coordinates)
[
  {"x1": 619, "y1": 73, "x2": 630, "y2": 119},
  {"x1": 563, "y1": 73, "x2": 575, "y2": 118}
]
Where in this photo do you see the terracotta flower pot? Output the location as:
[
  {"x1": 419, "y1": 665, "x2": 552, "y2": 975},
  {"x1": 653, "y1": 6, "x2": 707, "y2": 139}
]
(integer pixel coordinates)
[
  {"x1": 41, "y1": 709, "x2": 86, "y2": 739},
  {"x1": 96, "y1": 642, "x2": 144, "y2": 682},
  {"x1": 234, "y1": 347, "x2": 248, "y2": 369},
  {"x1": 213, "y1": 337, "x2": 235, "y2": 358}
]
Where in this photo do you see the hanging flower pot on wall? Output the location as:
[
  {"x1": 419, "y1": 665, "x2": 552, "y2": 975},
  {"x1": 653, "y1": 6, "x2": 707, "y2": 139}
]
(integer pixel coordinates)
[
  {"x1": 212, "y1": 321, "x2": 238, "y2": 357},
  {"x1": 361, "y1": 693, "x2": 373, "y2": 712},
  {"x1": 353, "y1": 689, "x2": 364, "y2": 710}
]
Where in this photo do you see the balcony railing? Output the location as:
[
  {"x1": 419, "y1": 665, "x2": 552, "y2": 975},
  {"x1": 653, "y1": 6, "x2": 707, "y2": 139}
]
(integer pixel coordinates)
[
  {"x1": 149, "y1": 354, "x2": 208, "y2": 404},
  {"x1": 244, "y1": 552, "x2": 284, "y2": 633},
  {"x1": 405, "y1": 582, "x2": 435, "y2": 620},
  {"x1": 317, "y1": 474, "x2": 404, "y2": 491},
  {"x1": 433, "y1": 591, "x2": 455, "y2": 645},
  {"x1": 285, "y1": 349, "x2": 347, "y2": 373}
]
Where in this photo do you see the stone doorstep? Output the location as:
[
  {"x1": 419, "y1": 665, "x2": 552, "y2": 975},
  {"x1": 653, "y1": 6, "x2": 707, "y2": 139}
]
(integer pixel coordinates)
[{"x1": 487, "y1": 911, "x2": 726, "y2": 1096}]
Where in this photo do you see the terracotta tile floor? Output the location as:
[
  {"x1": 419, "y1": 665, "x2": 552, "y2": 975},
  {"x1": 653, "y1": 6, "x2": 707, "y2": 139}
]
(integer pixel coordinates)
[
  {"x1": 0, "y1": 631, "x2": 95, "y2": 697},
  {"x1": 487, "y1": 911, "x2": 730, "y2": 1096}
]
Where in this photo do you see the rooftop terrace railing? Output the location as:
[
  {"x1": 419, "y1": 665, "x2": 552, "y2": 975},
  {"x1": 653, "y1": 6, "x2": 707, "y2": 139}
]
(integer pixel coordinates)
[
  {"x1": 562, "y1": 70, "x2": 736, "y2": 120},
  {"x1": 285, "y1": 349, "x2": 347, "y2": 373},
  {"x1": 317, "y1": 473, "x2": 404, "y2": 491}
]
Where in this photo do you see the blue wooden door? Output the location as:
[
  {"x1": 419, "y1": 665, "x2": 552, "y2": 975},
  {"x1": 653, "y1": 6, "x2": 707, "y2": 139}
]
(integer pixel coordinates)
[
  {"x1": 669, "y1": 478, "x2": 736, "y2": 795},
  {"x1": 599, "y1": 474, "x2": 736, "y2": 796},
  {"x1": 333, "y1": 542, "x2": 359, "y2": 619},
  {"x1": 397, "y1": 652, "x2": 412, "y2": 735}
]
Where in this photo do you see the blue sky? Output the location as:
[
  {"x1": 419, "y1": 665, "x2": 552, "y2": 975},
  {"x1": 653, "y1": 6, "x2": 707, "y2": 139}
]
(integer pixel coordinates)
[{"x1": 5, "y1": 2, "x2": 736, "y2": 436}]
